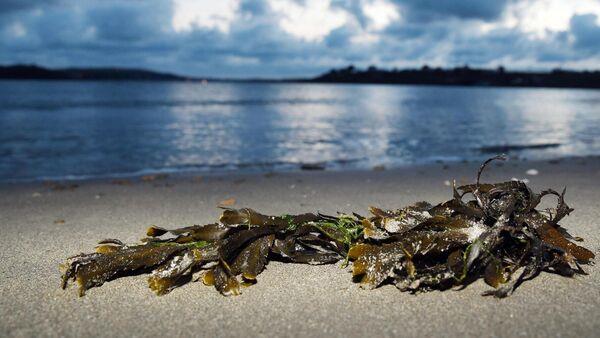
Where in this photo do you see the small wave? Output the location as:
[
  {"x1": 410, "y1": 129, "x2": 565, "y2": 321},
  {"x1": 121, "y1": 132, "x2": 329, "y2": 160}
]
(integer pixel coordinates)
[
  {"x1": 0, "y1": 157, "x2": 369, "y2": 183},
  {"x1": 0, "y1": 98, "x2": 340, "y2": 111}
]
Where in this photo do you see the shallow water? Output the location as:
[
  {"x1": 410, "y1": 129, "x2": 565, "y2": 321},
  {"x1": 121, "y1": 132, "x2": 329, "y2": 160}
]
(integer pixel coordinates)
[{"x1": 0, "y1": 80, "x2": 599, "y2": 181}]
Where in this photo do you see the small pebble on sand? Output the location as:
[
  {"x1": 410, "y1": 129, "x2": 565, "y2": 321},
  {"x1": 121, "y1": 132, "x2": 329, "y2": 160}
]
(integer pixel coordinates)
[{"x1": 526, "y1": 169, "x2": 539, "y2": 176}]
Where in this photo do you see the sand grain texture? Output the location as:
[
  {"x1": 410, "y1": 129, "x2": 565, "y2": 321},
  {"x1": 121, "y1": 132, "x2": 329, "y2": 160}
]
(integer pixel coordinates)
[{"x1": 1, "y1": 159, "x2": 599, "y2": 337}]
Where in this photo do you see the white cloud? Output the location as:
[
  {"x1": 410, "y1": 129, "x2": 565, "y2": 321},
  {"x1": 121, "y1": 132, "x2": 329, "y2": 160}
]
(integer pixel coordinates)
[
  {"x1": 362, "y1": 0, "x2": 399, "y2": 31},
  {"x1": 268, "y1": 0, "x2": 348, "y2": 42},
  {"x1": 499, "y1": 0, "x2": 600, "y2": 37},
  {"x1": 171, "y1": 0, "x2": 240, "y2": 33}
]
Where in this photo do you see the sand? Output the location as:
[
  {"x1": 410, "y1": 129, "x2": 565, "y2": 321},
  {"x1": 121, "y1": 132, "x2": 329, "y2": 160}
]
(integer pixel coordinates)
[{"x1": 1, "y1": 157, "x2": 599, "y2": 337}]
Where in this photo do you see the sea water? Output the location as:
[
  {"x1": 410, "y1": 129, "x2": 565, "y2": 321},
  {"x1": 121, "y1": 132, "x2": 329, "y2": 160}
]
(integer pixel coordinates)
[{"x1": 0, "y1": 80, "x2": 599, "y2": 181}]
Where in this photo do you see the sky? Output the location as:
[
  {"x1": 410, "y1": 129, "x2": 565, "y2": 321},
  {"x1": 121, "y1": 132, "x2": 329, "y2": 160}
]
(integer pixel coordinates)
[{"x1": 1, "y1": 0, "x2": 600, "y2": 78}]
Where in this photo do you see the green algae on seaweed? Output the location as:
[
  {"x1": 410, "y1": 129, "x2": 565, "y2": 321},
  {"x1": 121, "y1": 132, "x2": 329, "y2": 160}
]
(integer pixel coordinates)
[{"x1": 60, "y1": 156, "x2": 594, "y2": 298}]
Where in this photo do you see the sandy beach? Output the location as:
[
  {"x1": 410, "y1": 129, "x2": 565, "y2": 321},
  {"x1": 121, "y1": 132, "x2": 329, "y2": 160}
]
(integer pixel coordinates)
[{"x1": 1, "y1": 157, "x2": 599, "y2": 337}]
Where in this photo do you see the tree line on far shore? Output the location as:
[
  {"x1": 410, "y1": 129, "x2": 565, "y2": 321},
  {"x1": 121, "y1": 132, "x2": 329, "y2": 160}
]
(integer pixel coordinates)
[
  {"x1": 311, "y1": 65, "x2": 600, "y2": 89},
  {"x1": 2, "y1": 63, "x2": 600, "y2": 89}
]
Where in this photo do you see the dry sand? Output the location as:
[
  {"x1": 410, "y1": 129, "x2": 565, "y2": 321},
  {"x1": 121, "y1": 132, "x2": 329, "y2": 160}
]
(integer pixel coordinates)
[{"x1": 1, "y1": 157, "x2": 599, "y2": 337}]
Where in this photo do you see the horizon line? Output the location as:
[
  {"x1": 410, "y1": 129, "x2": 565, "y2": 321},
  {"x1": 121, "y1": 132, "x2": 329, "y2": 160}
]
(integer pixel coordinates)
[{"x1": 2, "y1": 63, "x2": 600, "y2": 82}]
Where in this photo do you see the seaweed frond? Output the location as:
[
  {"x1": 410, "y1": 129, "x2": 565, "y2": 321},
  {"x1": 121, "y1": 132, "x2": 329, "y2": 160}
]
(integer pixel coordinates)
[{"x1": 60, "y1": 156, "x2": 594, "y2": 298}]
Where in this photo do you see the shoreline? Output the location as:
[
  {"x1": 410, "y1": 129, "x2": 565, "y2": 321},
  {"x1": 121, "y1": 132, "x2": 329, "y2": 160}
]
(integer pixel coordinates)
[
  {"x1": 2, "y1": 154, "x2": 599, "y2": 186},
  {"x1": 4, "y1": 64, "x2": 600, "y2": 90},
  {"x1": 1, "y1": 157, "x2": 599, "y2": 337}
]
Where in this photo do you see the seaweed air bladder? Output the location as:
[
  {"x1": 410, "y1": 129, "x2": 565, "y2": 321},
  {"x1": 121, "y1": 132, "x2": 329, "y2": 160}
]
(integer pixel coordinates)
[{"x1": 61, "y1": 156, "x2": 594, "y2": 298}]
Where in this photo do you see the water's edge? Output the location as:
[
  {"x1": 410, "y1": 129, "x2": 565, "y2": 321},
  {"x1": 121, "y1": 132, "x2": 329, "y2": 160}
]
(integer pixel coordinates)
[{"x1": 2, "y1": 154, "x2": 597, "y2": 185}]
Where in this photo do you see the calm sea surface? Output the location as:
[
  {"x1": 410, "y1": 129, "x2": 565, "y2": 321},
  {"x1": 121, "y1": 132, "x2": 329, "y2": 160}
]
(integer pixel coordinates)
[{"x1": 0, "y1": 80, "x2": 599, "y2": 182}]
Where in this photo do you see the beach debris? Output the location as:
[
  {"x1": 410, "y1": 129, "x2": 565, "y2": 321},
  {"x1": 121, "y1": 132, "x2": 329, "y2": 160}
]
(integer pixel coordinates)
[
  {"x1": 32, "y1": 192, "x2": 42, "y2": 197},
  {"x1": 218, "y1": 198, "x2": 236, "y2": 207},
  {"x1": 60, "y1": 156, "x2": 594, "y2": 298},
  {"x1": 300, "y1": 163, "x2": 326, "y2": 171},
  {"x1": 526, "y1": 169, "x2": 539, "y2": 176},
  {"x1": 44, "y1": 181, "x2": 79, "y2": 191},
  {"x1": 54, "y1": 219, "x2": 65, "y2": 224},
  {"x1": 478, "y1": 143, "x2": 561, "y2": 154},
  {"x1": 372, "y1": 165, "x2": 386, "y2": 171},
  {"x1": 111, "y1": 179, "x2": 132, "y2": 186},
  {"x1": 141, "y1": 174, "x2": 169, "y2": 182}
]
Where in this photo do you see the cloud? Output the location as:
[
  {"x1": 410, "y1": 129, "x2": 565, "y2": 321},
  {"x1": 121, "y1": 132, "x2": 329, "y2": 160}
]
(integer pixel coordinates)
[
  {"x1": 395, "y1": 0, "x2": 510, "y2": 21},
  {"x1": 172, "y1": 0, "x2": 239, "y2": 33},
  {"x1": 1, "y1": 0, "x2": 599, "y2": 77},
  {"x1": 268, "y1": 0, "x2": 349, "y2": 42},
  {"x1": 0, "y1": 0, "x2": 61, "y2": 14},
  {"x1": 570, "y1": 14, "x2": 600, "y2": 54},
  {"x1": 87, "y1": 3, "x2": 168, "y2": 42},
  {"x1": 362, "y1": 0, "x2": 400, "y2": 30}
]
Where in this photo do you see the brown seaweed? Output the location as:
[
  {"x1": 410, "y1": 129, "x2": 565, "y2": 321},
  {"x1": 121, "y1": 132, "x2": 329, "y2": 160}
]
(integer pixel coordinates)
[{"x1": 60, "y1": 156, "x2": 594, "y2": 298}]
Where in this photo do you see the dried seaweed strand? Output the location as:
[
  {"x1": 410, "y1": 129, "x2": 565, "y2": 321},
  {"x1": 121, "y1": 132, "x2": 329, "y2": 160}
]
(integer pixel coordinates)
[{"x1": 60, "y1": 157, "x2": 594, "y2": 298}]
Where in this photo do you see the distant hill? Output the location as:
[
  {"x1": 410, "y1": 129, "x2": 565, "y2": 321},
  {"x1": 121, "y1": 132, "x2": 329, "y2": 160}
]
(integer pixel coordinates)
[
  {"x1": 2, "y1": 64, "x2": 600, "y2": 89},
  {"x1": 311, "y1": 65, "x2": 600, "y2": 89},
  {"x1": 0, "y1": 65, "x2": 191, "y2": 81}
]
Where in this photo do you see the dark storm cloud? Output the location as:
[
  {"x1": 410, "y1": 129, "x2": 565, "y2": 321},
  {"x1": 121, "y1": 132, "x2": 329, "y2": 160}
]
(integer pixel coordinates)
[
  {"x1": 239, "y1": 0, "x2": 270, "y2": 15},
  {"x1": 0, "y1": 0, "x2": 61, "y2": 14},
  {"x1": 449, "y1": 28, "x2": 527, "y2": 64},
  {"x1": 1, "y1": 0, "x2": 599, "y2": 77},
  {"x1": 395, "y1": 0, "x2": 511, "y2": 21},
  {"x1": 325, "y1": 26, "x2": 354, "y2": 48},
  {"x1": 87, "y1": 5, "x2": 160, "y2": 42},
  {"x1": 570, "y1": 14, "x2": 600, "y2": 54}
]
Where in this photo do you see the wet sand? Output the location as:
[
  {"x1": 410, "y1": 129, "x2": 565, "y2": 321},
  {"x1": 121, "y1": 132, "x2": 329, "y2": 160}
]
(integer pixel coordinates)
[{"x1": 1, "y1": 157, "x2": 599, "y2": 337}]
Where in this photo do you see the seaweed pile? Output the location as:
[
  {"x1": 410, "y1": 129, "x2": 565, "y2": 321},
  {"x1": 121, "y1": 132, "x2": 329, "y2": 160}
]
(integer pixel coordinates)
[{"x1": 61, "y1": 156, "x2": 594, "y2": 298}]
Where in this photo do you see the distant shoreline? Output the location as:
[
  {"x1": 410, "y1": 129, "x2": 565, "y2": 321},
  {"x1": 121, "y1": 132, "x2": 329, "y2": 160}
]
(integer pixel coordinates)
[
  {"x1": 2, "y1": 64, "x2": 600, "y2": 89},
  {"x1": 310, "y1": 65, "x2": 600, "y2": 89}
]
